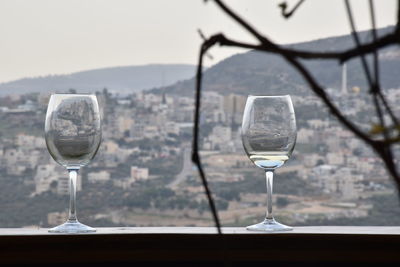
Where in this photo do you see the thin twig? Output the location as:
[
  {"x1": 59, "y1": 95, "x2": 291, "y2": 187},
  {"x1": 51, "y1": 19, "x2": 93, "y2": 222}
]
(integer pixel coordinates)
[
  {"x1": 365, "y1": 0, "x2": 386, "y2": 136},
  {"x1": 344, "y1": 0, "x2": 374, "y2": 88},
  {"x1": 369, "y1": 0, "x2": 380, "y2": 86},
  {"x1": 197, "y1": 29, "x2": 214, "y2": 60},
  {"x1": 278, "y1": 0, "x2": 305, "y2": 19}
]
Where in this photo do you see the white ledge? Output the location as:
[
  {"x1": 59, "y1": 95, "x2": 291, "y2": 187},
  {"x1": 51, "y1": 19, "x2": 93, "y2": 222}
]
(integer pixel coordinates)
[{"x1": 0, "y1": 226, "x2": 399, "y2": 235}]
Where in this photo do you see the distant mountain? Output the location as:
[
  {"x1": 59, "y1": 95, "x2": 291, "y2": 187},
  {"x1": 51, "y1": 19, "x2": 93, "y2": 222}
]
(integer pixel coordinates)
[
  {"x1": 158, "y1": 26, "x2": 399, "y2": 97},
  {"x1": 0, "y1": 64, "x2": 197, "y2": 96}
]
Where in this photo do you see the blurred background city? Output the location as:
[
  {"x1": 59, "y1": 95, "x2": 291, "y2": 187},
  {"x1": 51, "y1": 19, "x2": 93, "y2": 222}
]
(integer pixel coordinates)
[{"x1": 0, "y1": 0, "x2": 399, "y2": 228}]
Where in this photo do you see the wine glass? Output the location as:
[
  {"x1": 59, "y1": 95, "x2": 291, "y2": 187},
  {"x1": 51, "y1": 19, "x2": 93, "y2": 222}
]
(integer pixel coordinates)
[
  {"x1": 241, "y1": 95, "x2": 297, "y2": 232},
  {"x1": 45, "y1": 94, "x2": 102, "y2": 233}
]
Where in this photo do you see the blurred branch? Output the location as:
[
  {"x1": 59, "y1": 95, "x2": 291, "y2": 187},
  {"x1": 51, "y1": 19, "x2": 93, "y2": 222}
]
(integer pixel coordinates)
[
  {"x1": 197, "y1": 32, "x2": 399, "y2": 63},
  {"x1": 278, "y1": 0, "x2": 305, "y2": 19},
  {"x1": 192, "y1": 37, "x2": 222, "y2": 234},
  {"x1": 345, "y1": 0, "x2": 374, "y2": 86}
]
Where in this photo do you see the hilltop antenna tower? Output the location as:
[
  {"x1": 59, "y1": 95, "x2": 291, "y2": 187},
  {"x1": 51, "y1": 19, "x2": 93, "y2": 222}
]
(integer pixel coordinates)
[
  {"x1": 231, "y1": 95, "x2": 237, "y2": 130},
  {"x1": 341, "y1": 63, "x2": 347, "y2": 95},
  {"x1": 161, "y1": 68, "x2": 167, "y2": 104}
]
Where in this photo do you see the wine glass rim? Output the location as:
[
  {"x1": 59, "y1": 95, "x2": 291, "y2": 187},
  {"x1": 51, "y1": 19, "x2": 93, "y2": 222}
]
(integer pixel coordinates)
[
  {"x1": 247, "y1": 94, "x2": 291, "y2": 98},
  {"x1": 51, "y1": 93, "x2": 96, "y2": 96}
]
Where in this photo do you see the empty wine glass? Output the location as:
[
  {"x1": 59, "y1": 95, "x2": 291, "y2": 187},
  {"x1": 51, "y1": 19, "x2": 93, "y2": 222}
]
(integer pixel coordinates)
[
  {"x1": 45, "y1": 94, "x2": 102, "y2": 233},
  {"x1": 241, "y1": 95, "x2": 297, "y2": 232}
]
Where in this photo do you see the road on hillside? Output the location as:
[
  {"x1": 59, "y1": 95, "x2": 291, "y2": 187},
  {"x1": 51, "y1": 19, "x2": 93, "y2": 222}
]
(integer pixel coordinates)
[{"x1": 168, "y1": 145, "x2": 193, "y2": 188}]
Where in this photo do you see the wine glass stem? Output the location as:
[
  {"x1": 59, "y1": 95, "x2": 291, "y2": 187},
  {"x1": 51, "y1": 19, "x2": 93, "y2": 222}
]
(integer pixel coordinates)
[
  {"x1": 265, "y1": 171, "x2": 274, "y2": 220},
  {"x1": 67, "y1": 167, "x2": 80, "y2": 222}
]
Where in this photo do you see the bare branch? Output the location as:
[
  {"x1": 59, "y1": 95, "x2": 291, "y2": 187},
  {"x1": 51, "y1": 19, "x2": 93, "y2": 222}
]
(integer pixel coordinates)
[
  {"x1": 368, "y1": 1, "x2": 400, "y2": 130},
  {"x1": 213, "y1": 0, "x2": 399, "y2": 63},
  {"x1": 278, "y1": 0, "x2": 305, "y2": 19},
  {"x1": 278, "y1": 47, "x2": 375, "y2": 145},
  {"x1": 366, "y1": 1, "x2": 400, "y2": 190},
  {"x1": 378, "y1": 93, "x2": 400, "y2": 127},
  {"x1": 192, "y1": 38, "x2": 222, "y2": 234},
  {"x1": 212, "y1": 31, "x2": 398, "y2": 63},
  {"x1": 369, "y1": 0, "x2": 380, "y2": 85},
  {"x1": 366, "y1": 0, "x2": 386, "y2": 137},
  {"x1": 197, "y1": 29, "x2": 214, "y2": 60}
]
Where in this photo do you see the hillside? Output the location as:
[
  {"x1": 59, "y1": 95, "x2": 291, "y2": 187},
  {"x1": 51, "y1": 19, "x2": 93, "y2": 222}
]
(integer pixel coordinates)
[
  {"x1": 0, "y1": 64, "x2": 197, "y2": 96},
  {"x1": 157, "y1": 26, "x2": 399, "y2": 97}
]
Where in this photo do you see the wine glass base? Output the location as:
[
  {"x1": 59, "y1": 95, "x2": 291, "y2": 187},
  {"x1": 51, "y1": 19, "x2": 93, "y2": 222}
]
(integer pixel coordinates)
[
  {"x1": 48, "y1": 220, "x2": 96, "y2": 234},
  {"x1": 246, "y1": 218, "x2": 292, "y2": 232}
]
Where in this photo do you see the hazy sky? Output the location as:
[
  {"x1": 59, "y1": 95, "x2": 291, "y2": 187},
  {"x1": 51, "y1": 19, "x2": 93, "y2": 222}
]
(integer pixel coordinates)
[{"x1": 0, "y1": 0, "x2": 397, "y2": 83}]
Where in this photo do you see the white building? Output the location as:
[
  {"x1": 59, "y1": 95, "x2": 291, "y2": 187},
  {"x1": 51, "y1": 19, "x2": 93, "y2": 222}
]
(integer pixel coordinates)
[
  {"x1": 297, "y1": 128, "x2": 314, "y2": 143},
  {"x1": 165, "y1": 122, "x2": 180, "y2": 136},
  {"x1": 34, "y1": 164, "x2": 58, "y2": 195},
  {"x1": 113, "y1": 167, "x2": 150, "y2": 189},
  {"x1": 3, "y1": 148, "x2": 24, "y2": 166},
  {"x1": 301, "y1": 153, "x2": 324, "y2": 168},
  {"x1": 117, "y1": 116, "x2": 134, "y2": 134},
  {"x1": 3, "y1": 148, "x2": 29, "y2": 175},
  {"x1": 88, "y1": 171, "x2": 111, "y2": 183},
  {"x1": 34, "y1": 164, "x2": 81, "y2": 195},
  {"x1": 326, "y1": 152, "x2": 345, "y2": 165},
  {"x1": 143, "y1": 125, "x2": 159, "y2": 139},
  {"x1": 47, "y1": 211, "x2": 67, "y2": 226},
  {"x1": 312, "y1": 165, "x2": 362, "y2": 200},
  {"x1": 57, "y1": 176, "x2": 70, "y2": 195},
  {"x1": 131, "y1": 166, "x2": 149, "y2": 182},
  {"x1": 208, "y1": 126, "x2": 232, "y2": 150},
  {"x1": 16, "y1": 134, "x2": 45, "y2": 149},
  {"x1": 130, "y1": 123, "x2": 145, "y2": 140},
  {"x1": 307, "y1": 119, "x2": 330, "y2": 129},
  {"x1": 103, "y1": 140, "x2": 119, "y2": 154}
]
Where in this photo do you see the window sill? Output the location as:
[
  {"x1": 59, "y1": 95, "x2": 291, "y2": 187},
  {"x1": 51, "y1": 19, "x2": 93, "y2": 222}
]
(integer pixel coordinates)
[{"x1": 1, "y1": 226, "x2": 400, "y2": 265}]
